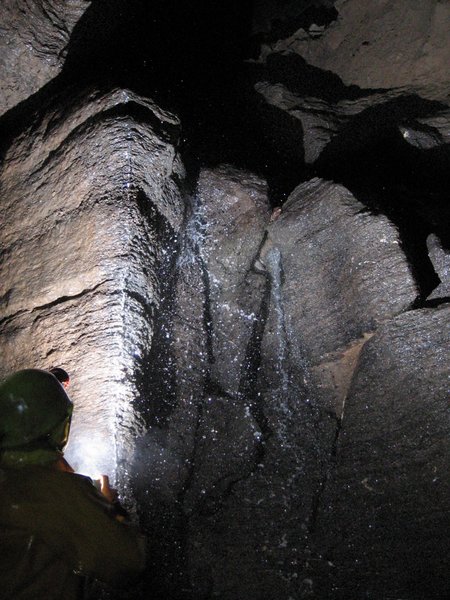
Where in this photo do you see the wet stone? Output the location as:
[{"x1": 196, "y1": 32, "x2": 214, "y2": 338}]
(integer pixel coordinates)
[{"x1": 0, "y1": 86, "x2": 185, "y2": 481}]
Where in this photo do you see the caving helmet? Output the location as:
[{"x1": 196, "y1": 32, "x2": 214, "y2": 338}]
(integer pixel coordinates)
[
  {"x1": 0, "y1": 369, "x2": 73, "y2": 453},
  {"x1": 49, "y1": 366, "x2": 70, "y2": 389}
]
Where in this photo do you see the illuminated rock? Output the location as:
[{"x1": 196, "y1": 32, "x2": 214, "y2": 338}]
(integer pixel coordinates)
[
  {"x1": 133, "y1": 165, "x2": 271, "y2": 595},
  {"x1": 135, "y1": 173, "x2": 424, "y2": 598},
  {"x1": 196, "y1": 166, "x2": 270, "y2": 397},
  {"x1": 0, "y1": 87, "x2": 185, "y2": 480},
  {"x1": 427, "y1": 233, "x2": 450, "y2": 301},
  {"x1": 0, "y1": 0, "x2": 87, "y2": 116},
  {"x1": 0, "y1": 2, "x2": 448, "y2": 598}
]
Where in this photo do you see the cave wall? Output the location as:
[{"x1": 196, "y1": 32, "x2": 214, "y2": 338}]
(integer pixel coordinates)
[
  {"x1": 0, "y1": 2, "x2": 449, "y2": 600},
  {"x1": 0, "y1": 0, "x2": 88, "y2": 116},
  {"x1": 0, "y1": 85, "x2": 185, "y2": 480},
  {"x1": 254, "y1": 0, "x2": 450, "y2": 99}
]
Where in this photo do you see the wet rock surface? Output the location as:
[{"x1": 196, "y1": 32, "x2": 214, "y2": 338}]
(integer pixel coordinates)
[
  {"x1": 427, "y1": 234, "x2": 450, "y2": 301},
  {"x1": 133, "y1": 166, "x2": 272, "y2": 597},
  {"x1": 1, "y1": 1, "x2": 449, "y2": 599},
  {"x1": 265, "y1": 178, "x2": 418, "y2": 413},
  {"x1": 133, "y1": 171, "x2": 438, "y2": 600},
  {"x1": 0, "y1": 86, "x2": 185, "y2": 480}
]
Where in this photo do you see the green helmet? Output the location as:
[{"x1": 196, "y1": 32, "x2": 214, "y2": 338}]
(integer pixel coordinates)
[{"x1": 0, "y1": 369, "x2": 73, "y2": 451}]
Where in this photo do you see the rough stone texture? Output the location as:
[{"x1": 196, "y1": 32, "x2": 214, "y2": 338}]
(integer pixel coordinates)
[
  {"x1": 196, "y1": 166, "x2": 270, "y2": 396},
  {"x1": 1, "y1": 2, "x2": 449, "y2": 598},
  {"x1": 416, "y1": 108, "x2": 450, "y2": 145},
  {"x1": 135, "y1": 173, "x2": 433, "y2": 599},
  {"x1": 398, "y1": 109, "x2": 450, "y2": 153},
  {"x1": 0, "y1": 86, "x2": 185, "y2": 481},
  {"x1": 0, "y1": 0, "x2": 88, "y2": 116},
  {"x1": 180, "y1": 169, "x2": 334, "y2": 600},
  {"x1": 132, "y1": 166, "x2": 271, "y2": 597},
  {"x1": 262, "y1": 0, "x2": 450, "y2": 102},
  {"x1": 263, "y1": 177, "x2": 419, "y2": 413},
  {"x1": 427, "y1": 233, "x2": 450, "y2": 300},
  {"x1": 252, "y1": 1, "x2": 450, "y2": 169},
  {"x1": 316, "y1": 305, "x2": 450, "y2": 600},
  {"x1": 255, "y1": 81, "x2": 406, "y2": 163}
]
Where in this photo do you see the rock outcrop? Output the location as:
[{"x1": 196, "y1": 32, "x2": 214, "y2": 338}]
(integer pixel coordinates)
[
  {"x1": 257, "y1": 0, "x2": 450, "y2": 101},
  {"x1": 133, "y1": 165, "x2": 272, "y2": 597},
  {"x1": 317, "y1": 305, "x2": 450, "y2": 599},
  {"x1": 0, "y1": 0, "x2": 88, "y2": 116},
  {"x1": 263, "y1": 177, "x2": 419, "y2": 414},
  {"x1": 427, "y1": 234, "x2": 450, "y2": 301},
  {"x1": 132, "y1": 171, "x2": 444, "y2": 600},
  {"x1": 0, "y1": 86, "x2": 185, "y2": 481}
]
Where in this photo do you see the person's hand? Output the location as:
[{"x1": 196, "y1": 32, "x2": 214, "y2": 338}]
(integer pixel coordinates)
[
  {"x1": 98, "y1": 474, "x2": 118, "y2": 503},
  {"x1": 97, "y1": 475, "x2": 129, "y2": 520}
]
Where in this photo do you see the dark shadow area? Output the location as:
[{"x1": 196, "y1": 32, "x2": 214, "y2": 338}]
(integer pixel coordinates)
[
  {"x1": 250, "y1": 52, "x2": 383, "y2": 102},
  {"x1": 1, "y1": 4, "x2": 450, "y2": 599},
  {"x1": 251, "y1": 0, "x2": 338, "y2": 47},
  {"x1": 132, "y1": 190, "x2": 180, "y2": 428},
  {"x1": 136, "y1": 497, "x2": 192, "y2": 600},
  {"x1": 0, "y1": 0, "x2": 306, "y2": 205}
]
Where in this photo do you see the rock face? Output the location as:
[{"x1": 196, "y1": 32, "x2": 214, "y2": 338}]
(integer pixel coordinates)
[
  {"x1": 259, "y1": 0, "x2": 450, "y2": 100},
  {"x1": 317, "y1": 306, "x2": 450, "y2": 599},
  {"x1": 264, "y1": 178, "x2": 418, "y2": 414},
  {"x1": 133, "y1": 173, "x2": 442, "y2": 600},
  {"x1": 251, "y1": 0, "x2": 450, "y2": 216},
  {"x1": 1, "y1": 1, "x2": 449, "y2": 599},
  {"x1": 133, "y1": 165, "x2": 272, "y2": 597},
  {"x1": 0, "y1": 86, "x2": 185, "y2": 480},
  {"x1": 0, "y1": 0, "x2": 88, "y2": 116},
  {"x1": 427, "y1": 233, "x2": 450, "y2": 300}
]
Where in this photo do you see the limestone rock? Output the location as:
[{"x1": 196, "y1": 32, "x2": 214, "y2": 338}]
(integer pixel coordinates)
[
  {"x1": 263, "y1": 178, "x2": 419, "y2": 413},
  {"x1": 132, "y1": 165, "x2": 271, "y2": 597},
  {"x1": 318, "y1": 305, "x2": 450, "y2": 599},
  {"x1": 416, "y1": 109, "x2": 450, "y2": 145},
  {"x1": 399, "y1": 109, "x2": 450, "y2": 151},
  {"x1": 182, "y1": 171, "x2": 334, "y2": 600},
  {"x1": 263, "y1": 0, "x2": 450, "y2": 101},
  {"x1": 427, "y1": 233, "x2": 450, "y2": 300},
  {"x1": 0, "y1": 0, "x2": 88, "y2": 116},
  {"x1": 255, "y1": 80, "x2": 405, "y2": 163},
  {"x1": 0, "y1": 86, "x2": 185, "y2": 481},
  {"x1": 196, "y1": 165, "x2": 270, "y2": 396}
]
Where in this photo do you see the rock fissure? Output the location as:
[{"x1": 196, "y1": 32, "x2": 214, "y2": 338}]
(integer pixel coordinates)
[
  {"x1": 29, "y1": 281, "x2": 109, "y2": 312},
  {"x1": 177, "y1": 399, "x2": 205, "y2": 510}
]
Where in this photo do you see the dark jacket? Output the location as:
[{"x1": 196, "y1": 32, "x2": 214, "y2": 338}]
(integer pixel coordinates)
[{"x1": 0, "y1": 465, "x2": 145, "y2": 599}]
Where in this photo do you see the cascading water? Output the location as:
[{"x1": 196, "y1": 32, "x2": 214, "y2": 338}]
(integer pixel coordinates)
[
  {"x1": 260, "y1": 243, "x2": 313, "y2": 448},
  {"x1": 263, "y1": 246, "x2": 291, "y2": 395}
]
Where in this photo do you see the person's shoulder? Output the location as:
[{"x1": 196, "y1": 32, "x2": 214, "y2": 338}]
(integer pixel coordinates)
[{"x1": 0, "y1": 465, "x2": 96, "y2": 501}]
